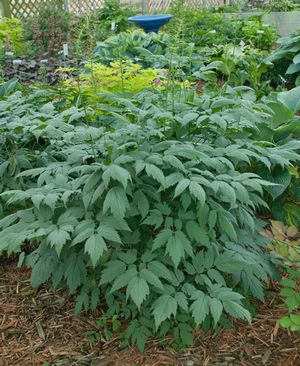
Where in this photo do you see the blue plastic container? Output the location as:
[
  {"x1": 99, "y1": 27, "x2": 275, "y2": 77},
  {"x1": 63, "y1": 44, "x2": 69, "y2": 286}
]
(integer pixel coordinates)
[{"x1": 128, "y1": 14, "x2": 174, "y2": 33}]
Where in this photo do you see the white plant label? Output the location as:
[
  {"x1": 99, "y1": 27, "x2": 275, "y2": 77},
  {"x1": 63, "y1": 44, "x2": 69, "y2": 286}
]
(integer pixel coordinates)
[
  {"x1": 111, "y1": 21, "x2": 116, "y2": 31},
  {"x1": 63, "y1": 43, "x2": 69, "y2": 57}
]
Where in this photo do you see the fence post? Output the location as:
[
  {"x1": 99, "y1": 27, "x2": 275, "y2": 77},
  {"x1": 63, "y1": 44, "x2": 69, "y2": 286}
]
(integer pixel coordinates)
[
  {"x1": 2, "y1": 0, "x2": 11, "y2": 18},
  {"x1": 64, "y1": 0, "x2": 70, "y2": 11},
  {"x1": 142, "y1": 0, "x2": 147, "y2": 13}
]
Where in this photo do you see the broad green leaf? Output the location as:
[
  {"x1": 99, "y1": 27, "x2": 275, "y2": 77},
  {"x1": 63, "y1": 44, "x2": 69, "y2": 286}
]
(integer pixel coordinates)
[
  {"x1": 100, "y1": 260, "x2": 126, "y2": 285},
  {"x1": 209, "y1": 298, "x2": 223, "y2": 326},
  {"x1": 218, "y1": 213, "x2": 237, "y2": 241},
  {"x1": 186, "y1": 221, "x2": 210, "y2": 247},
  {"x1": 145, "y1": 163, "x2": 165, "y2": 186},
  {"x1": 189, "y1": 181, "x2": 206, "y2": 205},
  {"x1": 166, "y1": 231, "x2": 193, "y2": 268},
  {"x1": 152, "y1": 294, "x2": 178, "y2": 329},
  {"x1": 140, "y1": 268, "x2": 164, "y2": 289},
  {"x1": 64, "y1": 254, "x2": 86, "y2": 292},
  {"x1": 103, "y1": 186, "x2": 129, "y2": 218},
  {"x1": 47, "y1": 228, "x2": 70, "y2": 256},
  {"x1": 103, "y1": 164, "x2": 131, "y2": 189},
  {"x1": 174, "y1": 179, "x2": 190, "y2": 198},
  {"x1": 152, "y1": 229, "x2": 172, "y2": 251},
  {"x1": 84, "y1": 234, "x2": 107, "y2": 267},
  {"x1": 97, "y1": 225, "x2": 122, "y2": 243},
  {"x1": 126, "y1": 276, "x2": 149, "y2": 309},
  {"x1": 134, "y1": 190, "x2": 150, "y2": 219},
  {"x1": 148, "y1": 261, "x2": 174, "y2": 282},
  {"x1": 110, "y1": 267, "x2": 137, "y2": 293},
  {"x1": 190, "y1": 290, "x2": 209, "y2": 325}
]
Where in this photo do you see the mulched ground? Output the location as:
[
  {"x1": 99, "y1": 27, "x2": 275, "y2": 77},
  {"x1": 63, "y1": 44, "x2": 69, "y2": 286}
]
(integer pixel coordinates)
[{"x1": 1, "y1": 261, "x2": 300, "y2": 366}]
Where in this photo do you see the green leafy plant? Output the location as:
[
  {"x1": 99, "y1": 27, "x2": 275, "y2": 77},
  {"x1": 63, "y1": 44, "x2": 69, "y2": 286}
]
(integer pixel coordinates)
[
  {"x1": 267, "y1": 30, "x2": 300, "y2": 87},
  {"x1": 168, "y1": 1, "x2": 244, "y2": 48},
  {"x1": 63, "y1": 60, "x2": 164, "y2": 96},
  {"x1": 195, "y1": 44, "x2": 271, "y2": 94},
  {"x1": 88, "y1": 0, "x2": 135, "y2": 41},
  {"x1": 23, "y1": 2, "x2": 75, "y2": 57},
  {"x1": 279, "y1": 267, "x2": 300, "y2": 332},
  {"x1": 93, "y1": 31, "x2": 203, "y2": 79},
  {"x1": 242, "y1": 16, "x2": 277, "y2": 50},
  {"x1": 1, "y1": 81, "x2": 300, "y2": 351},
  {"x1": 0, "y1": 18, "x2": 24, "y2": 56},
  {"x1": 268, "y1": 0, "x2": 296, "y2": 12}
]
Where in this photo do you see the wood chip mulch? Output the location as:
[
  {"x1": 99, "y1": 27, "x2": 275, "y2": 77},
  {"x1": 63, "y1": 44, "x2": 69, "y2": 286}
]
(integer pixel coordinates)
[{"x1": 1, "y1": 262, "x2": 300, "y2": 366}]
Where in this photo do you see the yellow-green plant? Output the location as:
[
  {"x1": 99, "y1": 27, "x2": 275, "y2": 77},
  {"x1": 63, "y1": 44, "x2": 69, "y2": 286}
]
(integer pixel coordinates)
[
  {"x1": 0, "y1": 18, "x2": 24, "y2": 55},
  {"x1": 66, "y1": 61, "x2": 164, "y2": 95}
]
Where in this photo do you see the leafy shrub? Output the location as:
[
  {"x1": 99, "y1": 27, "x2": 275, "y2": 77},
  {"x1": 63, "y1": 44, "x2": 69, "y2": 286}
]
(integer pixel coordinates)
[
  {"x1": 242, "y1": 17, "x2": 277, "y2": 50},
  {"x1": 1, "y1": 82, "x2": 300, "y2": 350},
  {"x1": 0, "y1": 18, "x2": 24, "y2": 56},
  {"x1": 168, "y1": 2, "x2": 244, "y2": 48},
  {"x1": 62, "y1": 61, "x2": 164, "y2": 100},
  {"x1": 259, "y1": 86, "x2": 300, "y2": 225},
  {"x1": 268, "y1": 0, "x2": 296, "y2": 12},
  {"x1": 279, "y1": 267, "x2": 300, "y2": 332},
  {"x1": 23, "y1": 2, "x2": 75, "y2": 57},
  {"x1": 195, "y1": 44, "x2": 270, "y2": 93},
  {"x1": 267, "y1": 30, "x2": 300, "y2": 87},
  {"x1": 169, "y1": 2, "x2": 276, "y2": 50},
  {"x1": 93, "y1": 31, "x2": 204, "y2": 80},
  {"x1": 87, "y1": 0, "x2": 135, "y2": 41}
]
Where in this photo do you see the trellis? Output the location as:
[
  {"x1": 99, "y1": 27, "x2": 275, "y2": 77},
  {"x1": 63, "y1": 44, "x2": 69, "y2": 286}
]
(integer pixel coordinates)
[
  {"x1": 2, "y1": 0, "x2": 225, "y2": 18},
  {"x1": 147, "y1": 0, "x2": 225, "y2": 12}
]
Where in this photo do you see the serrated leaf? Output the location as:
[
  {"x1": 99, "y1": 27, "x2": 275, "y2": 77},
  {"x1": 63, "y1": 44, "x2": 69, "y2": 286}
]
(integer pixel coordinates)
[
  {"x1": 152, "y1": 295, "x2": 178, "y2": 329},
  {"x1": 148, "y1": 261, "x2": 174, "y2": 282},
  {"x1": 166, "y1": 231, "x2": 193, "y2": 268},
  {"x1": 186, "y1": 221, "x2": 210, "y2": 247},
  {"x1": 126, "y1": 276, "x2": 149, "y2": 309},
  {"x1": 175, "y1": 292, "x2": 188, "y2": 311},
  {"x1": 100, "y1": 260, "x2": 126, "y2": 284},
  {"x1": 84, "y1": 234, "x2": 107, "y2": 267},
  {"x1": 190, "y1": 290, "x2": 209, "y2": 325},
  {"x1": 64, "y1": 253, "x2": 86, "y2": 292},
  {"x1": 174, "y1": 179, "x2": 190, "y2": 198},
  {"x1": 103, "y1": 186, "x2": 129, "y2": 218},
  {"x1": 134, "y1": 190, "x2": 150, "y2": 219},
  {"x1": 189, "y1": 181, "x2": 206, "y2": 205},
  {"x1": 47, "y1": 228, "x2": 70, "y2": 256},
  {"x1": 218, "y1": 213, "x2": 237, "y2": 241},
  {"x1": 97, "y1": 225, "x2": 122, "y2": 243},
  {"x1": 152, "y1": 229, "x2": 172, "y2": 251},
  {"x1": 209, "y1": 298, "x2": 223, "y2": 326},
  {"x1": 140, "y1": 268, "x2": 163, "y2": 289},
  {"x1": 145, "y1": 163, "x2": 165, "y2": 186},
  {"x1": 110, "y1": 267, "x2": 137, "y2": 293},
  {"x1": 103, "y1": 164, "x2": 131, "y2": 189}
]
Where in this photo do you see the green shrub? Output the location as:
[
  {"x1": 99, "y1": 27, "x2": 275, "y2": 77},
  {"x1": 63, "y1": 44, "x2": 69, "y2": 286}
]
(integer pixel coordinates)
[
  {"x1": 23, "y1": 2, "x2": 76, "y2": 57},
  {"x1": 88, "y1": 0, "x2": 135, "y2": 41},
  {"x1": 62, "y1": 60, "x2": 165, "y2": 103},
  {"x1": 242, "y1": 17, "x2": 277, "y2": 50},
  {"x1": 267, "y1": 30, "x2": 300, "y2": 88},
  {"x1": 93, "y1": 31, "x2": 204, "y2": 79},
  {"x1": 1, "y1": 82, "x2": 300, "y2": 350},
  {"x1": 0, "y1": 18, "x2": 24, "y2": 55}
]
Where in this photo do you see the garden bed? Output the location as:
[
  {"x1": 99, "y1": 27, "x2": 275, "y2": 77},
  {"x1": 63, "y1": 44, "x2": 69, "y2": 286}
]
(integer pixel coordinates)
[
  {"x1": 230, "y1": 11, "x2": 300, "y2": 36},
  {"x1": 1, "y1": 262, "x2": 300, "y2": 366},
  {"x1": 2, "y1": 58, "x2": 77, "y2": 84}
]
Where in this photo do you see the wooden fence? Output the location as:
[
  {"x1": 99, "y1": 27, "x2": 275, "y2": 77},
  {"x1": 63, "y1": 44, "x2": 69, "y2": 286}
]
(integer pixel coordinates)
[{"x1": 2, "y1": 0, "x2": 225, "y2": 18}]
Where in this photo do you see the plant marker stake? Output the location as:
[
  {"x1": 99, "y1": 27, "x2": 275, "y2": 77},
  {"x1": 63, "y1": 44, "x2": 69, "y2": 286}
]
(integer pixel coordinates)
[{"x1": 63, "y1": 43, "x2": 69, "y2": 57}]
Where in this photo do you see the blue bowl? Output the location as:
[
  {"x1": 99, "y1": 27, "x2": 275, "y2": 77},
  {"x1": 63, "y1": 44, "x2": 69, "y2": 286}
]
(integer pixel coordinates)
[{"x1": 128, "y1": 14, "x2": 174, "y2": 33}]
